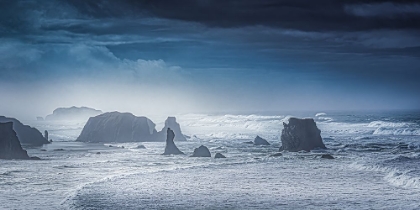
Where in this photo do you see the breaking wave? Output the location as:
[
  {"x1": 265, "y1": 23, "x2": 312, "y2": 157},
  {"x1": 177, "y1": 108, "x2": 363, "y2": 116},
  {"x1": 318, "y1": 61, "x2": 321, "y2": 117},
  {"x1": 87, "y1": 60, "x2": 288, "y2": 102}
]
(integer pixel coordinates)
[{"x1": 350, "y1": 157, "x2": 420, "y2": 189}]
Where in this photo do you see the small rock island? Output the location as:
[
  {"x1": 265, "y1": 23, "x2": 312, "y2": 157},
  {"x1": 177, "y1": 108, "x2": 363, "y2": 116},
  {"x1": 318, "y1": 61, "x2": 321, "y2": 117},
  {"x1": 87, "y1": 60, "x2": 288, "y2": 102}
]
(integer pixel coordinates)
[{"x1": 280, "y1": 117, "x2": 326, "y2": 152}]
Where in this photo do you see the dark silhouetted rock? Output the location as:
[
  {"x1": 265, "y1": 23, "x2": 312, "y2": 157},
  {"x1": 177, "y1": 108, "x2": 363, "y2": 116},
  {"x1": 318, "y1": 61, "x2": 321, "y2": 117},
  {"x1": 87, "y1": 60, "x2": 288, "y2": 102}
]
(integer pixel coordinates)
[
  {"x1": 191, "y1": 145, "x2": 211, "y2": 157},
  {"x1": 254, "y1": 135, "x2": 270, "y2": 145},
  {"x1": 243, "y1": 141, "x2": 254, "y2": 144},
  {"x1": 40, "y1": 149, "x2": 47, "y2": 151},
  {"x1": 77, "y1": 112, "x2": 187, "y2": 143},
  {"x1": 0, "y1": 122, "x2": 30, "y2": 159},
  {"x1": 321, "y1": 154, "x2": 334, "y2": 159},
  {"x1": 77, "y1": 112, "x2": 158, "y2": 143},
  {"x1": 30, "y1": 156, "x2": 41, "y2": 160},
  {"x1": 280, "y1": 118, "x2": 326, "y2": 152},
  {"x1": 53, "y1": 149, "x2": 64, "y2": 151},
  {"x1": 163, "y1": 128, "x2": 184, "y2": 155},
  {"x1": 270, "y1": 153, "x2": 283, "y2": 157},
  {"x1": 136, "y1": 145, "x2": 146, "y2": 149},
  {"x1": 96, "y1": 152, "x2": 101, "y2": 154},
  {"x1": 109, "y1": 145, "x2": 113, "y2": 147},
  {"x1": 44, "y1": 130, "x2": 49, "y2": 141},
  {"x1": 214, "y1": 153, "x2": 226, "y2": 158},
  {"x1": 45, "y1": 106, "x2": 102, "y2": 121},
  {"x1": 0, "y1": 116, "x2": 49, "y2": 146}
]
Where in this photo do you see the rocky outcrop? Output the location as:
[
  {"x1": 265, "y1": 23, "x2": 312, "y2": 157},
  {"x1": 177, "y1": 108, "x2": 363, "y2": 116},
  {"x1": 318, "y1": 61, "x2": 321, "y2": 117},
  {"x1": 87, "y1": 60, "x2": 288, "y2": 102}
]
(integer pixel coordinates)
[
  {"x1": 280, "y1": 118, "x2": 326, "y2": 152},
  {"x1": 46, "y1": 106, "x2": 102, "y2": 121},
  {"x1": 0, "y1": 122, "x2": 30, "y2": 159},
  {"x1": 0, "y1": 116, "x2": 49, "y2": 146},
  {"x1": 77, "y1": 112, "x2": 158, "y2": 143},
  {"x1": 157, "y1": 117, "x2": 187, "y2": 141},
  {"x1": 214, "y1": 153, "x2": 226, "y2": 158},
  {"x1": 163, "y1": 128, "x2": 184, "y2": 155},
  {"x1": 77, "y1": 112, "x2": 187, "y2": 143},
  {"x1": 254, "y1": 136, "x2": 270, "y2": 145},
  {"x1": 191, "y1": 145, "x2": 211, "y2": 157}
]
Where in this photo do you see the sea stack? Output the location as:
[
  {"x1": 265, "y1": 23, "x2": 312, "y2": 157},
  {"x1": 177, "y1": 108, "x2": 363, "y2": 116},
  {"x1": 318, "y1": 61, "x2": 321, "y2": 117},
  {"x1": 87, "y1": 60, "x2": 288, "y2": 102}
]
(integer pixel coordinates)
[
  {"x1": 157, "y1": 117, "x2": 186, "y2": 141},
  {"x1": 163, "y1": 128, "x2": 184, "y2": 155},
  {"x1": 44, "y1": 130, "x2": 49, "y2": 141},
  {"x1": 0, "y1": 122, "x2": 30, "y2": 159},
  {"x1": 280, "y1": 117, "x2": 326, "y2": 152},
  {"x1": 45, "y1": 106, "x2": 102, "y2": 121},
  {"x1": 0, "y1": 116, "x2": 49, "y2": 146},
  {"x1": 77, "y1": 112, "x2": 158, "y2": 143}
]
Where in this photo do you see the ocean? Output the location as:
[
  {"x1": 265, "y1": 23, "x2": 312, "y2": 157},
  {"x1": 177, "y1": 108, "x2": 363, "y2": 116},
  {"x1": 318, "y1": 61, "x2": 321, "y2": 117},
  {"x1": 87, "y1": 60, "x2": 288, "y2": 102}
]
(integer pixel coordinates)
[{"x1": 1, "y1": 111, "x2": 419, "y2": 209}]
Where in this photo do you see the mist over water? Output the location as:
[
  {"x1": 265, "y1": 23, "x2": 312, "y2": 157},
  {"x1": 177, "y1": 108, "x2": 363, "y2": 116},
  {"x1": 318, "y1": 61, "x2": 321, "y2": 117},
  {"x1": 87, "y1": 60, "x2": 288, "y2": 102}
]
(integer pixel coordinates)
[{"x1": 1, "y1": 111, "x2": 420, "y2": 209}]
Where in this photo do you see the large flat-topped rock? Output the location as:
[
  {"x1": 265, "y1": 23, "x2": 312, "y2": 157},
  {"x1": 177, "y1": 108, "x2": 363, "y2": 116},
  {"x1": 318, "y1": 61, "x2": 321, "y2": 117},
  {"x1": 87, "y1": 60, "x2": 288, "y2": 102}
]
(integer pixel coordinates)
[
  {"x1": 280, "y1": 117, "x2": 326, "y2": 152},
  {"x1": 77, "y1": 112, "x2": 186, "y2": 143},
  {"x1": 77, "y1": 112, "x2": 157, "y2": 143}
]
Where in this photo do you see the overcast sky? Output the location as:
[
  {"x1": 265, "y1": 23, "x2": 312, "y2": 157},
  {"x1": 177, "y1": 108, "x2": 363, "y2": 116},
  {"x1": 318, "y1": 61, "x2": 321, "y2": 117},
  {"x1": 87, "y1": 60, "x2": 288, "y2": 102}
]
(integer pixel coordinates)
[{"x1": 1, "y1": 0, "x2": 420, "y2": 119}]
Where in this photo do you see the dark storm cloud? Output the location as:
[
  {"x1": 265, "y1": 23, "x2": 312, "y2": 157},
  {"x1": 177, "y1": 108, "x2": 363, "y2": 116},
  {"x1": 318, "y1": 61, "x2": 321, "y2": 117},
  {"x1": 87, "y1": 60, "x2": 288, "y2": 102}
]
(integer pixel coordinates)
[
  {"x1": 0, "y1": 0, "x2": 419, "y2": 111},
  {"x1": 61, "y1": 0, "x2": 420, "y2": 31}
]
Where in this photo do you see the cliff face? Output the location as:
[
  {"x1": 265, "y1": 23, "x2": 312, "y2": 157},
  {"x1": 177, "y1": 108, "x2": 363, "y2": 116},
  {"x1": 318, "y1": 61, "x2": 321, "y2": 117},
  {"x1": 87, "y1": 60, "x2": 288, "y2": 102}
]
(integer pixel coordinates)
[
  {"x1": 0, "y1": 122, "x2": 30, "y2": 159},
  {"x1": 0, "y1": 116, "x2": 49, "y2": 146},
  {"x1": 280, "y1": 118, "x2": 326, "y2": 152},
  {"x1": 46, "y1": 106, "x2": 102, "y2": 121},
  {"x1": 77, "y1": 112, "x2": 157, "y2": 143}
]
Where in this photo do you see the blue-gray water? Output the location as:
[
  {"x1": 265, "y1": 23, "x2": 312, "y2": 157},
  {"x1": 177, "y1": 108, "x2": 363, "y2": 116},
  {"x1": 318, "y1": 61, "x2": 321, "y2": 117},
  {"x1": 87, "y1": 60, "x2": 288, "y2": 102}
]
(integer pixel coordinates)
[{"x1": 1, "y1": 111, "x2": 419, "y2": 209}]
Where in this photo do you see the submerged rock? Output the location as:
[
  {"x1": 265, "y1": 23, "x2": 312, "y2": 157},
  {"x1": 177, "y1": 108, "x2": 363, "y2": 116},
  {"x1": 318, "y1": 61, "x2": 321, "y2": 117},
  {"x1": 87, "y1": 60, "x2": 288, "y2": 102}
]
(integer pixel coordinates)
[
  {"x1": 270, "y1": 153, "x2": 283, "y2": 157},
  {"x1": 214, "y1": 153, "x2": 226, "y2": 158},
  {"x1": 0, "y1": 122, "x2": 30, "y2": 159},
  {"x1": 243, "y1": 141, "x2": 254, "y2": 144},
  {"x1": 163, "y1": 128, "x2": 184, "y2": 155},
  {"x1": 254, "y1": 136, "x2": 270, "y2": 145},
  {"x1": 136, "y1": 145, "x2": 146, "y2": 149},
  {"x1": 0, "y1": 116, "x2": 49, "y2": 146},
  {"x1": 30, "y1": 156, "x2": 41, "y2": 160},
  {"x1": 321, "y1": 154, "x2": 334, "y2": 159},
  {"x1": 280, "y1": 118, "x2": 326, "y2": 152},
  {"x1": 191, "y1": 145, "x2": 211, "y2": 157}
]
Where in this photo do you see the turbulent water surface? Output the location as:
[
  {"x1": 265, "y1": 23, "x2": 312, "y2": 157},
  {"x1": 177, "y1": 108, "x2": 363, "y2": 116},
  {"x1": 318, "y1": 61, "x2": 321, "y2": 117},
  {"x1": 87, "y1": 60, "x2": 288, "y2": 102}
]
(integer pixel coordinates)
[{"x1": 1, "y1": 111, "x2": 420, "y2": 209}]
